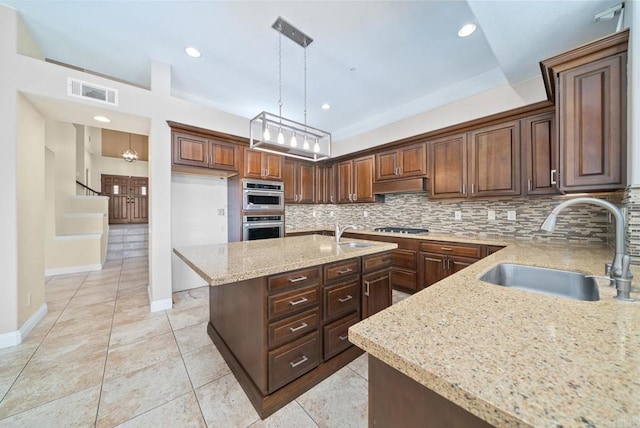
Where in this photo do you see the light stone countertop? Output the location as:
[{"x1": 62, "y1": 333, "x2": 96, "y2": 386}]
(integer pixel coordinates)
[
  {"x1": 173, "y1": 234, "x2": 397, "y2": 286},
  {"x1": 348, "y1": 242, "x2": 640, "y2": 427}
]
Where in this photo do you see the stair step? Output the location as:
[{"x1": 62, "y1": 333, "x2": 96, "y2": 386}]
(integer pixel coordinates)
[{"x1": 55, "y1": 233, "x2": 103, "y2": 240}]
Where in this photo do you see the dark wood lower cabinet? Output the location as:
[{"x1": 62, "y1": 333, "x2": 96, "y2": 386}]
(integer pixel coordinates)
[
  {"x1": 208, "y1": 252, "x2": 392, "y2": 419},
  {"x1": 369, "y1": 356, "x2": 492, "y2": 427}
]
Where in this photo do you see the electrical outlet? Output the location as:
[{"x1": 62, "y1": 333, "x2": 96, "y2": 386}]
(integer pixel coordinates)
[
  {"x1": 364, "y1": 211, "x2": 369, "y2": 218},
  {"x1": 217, "y1": 208, "x2": 225, "y2": 216},
  {"x1": 487, "y1": 210, "x2": 496, "y2": 220},
  {"x1": 312, "y1": 210, "x2": 316, "y2": 218},
  {"x1": 454, "y1": 211, "x2": 462, "y2": 221},
  {"x1": 330, "y1": 211, "x2": 334, "y2": 217},
  {"x1": 507, "y1": 210, "x2": 517, "y2": 221}
]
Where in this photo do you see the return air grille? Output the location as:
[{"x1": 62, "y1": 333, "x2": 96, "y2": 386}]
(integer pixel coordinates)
[{"x1": 67, "y1": 78, "x2": 118, "y2": 106}]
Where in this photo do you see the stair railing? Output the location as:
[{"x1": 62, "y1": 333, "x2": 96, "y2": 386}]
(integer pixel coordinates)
[{"x1": 76, "y1": 180, "x2": 103, "y2": 196}]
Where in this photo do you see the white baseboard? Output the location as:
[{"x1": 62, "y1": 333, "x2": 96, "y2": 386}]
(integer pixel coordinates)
[
  {"x1": 148, "y1": 286, "x2": 172, "y2": 312},
  {"x1": 45, "y1": 263, "x2": 102, "y2": 276},
  {"x1": 0, "y1": 303, "x2": 48, "y2": 349}
]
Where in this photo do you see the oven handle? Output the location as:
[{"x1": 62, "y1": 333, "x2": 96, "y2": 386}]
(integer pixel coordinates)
[
  {"x1": 243, "y1": 222, "x2": 284, "y2": 227},
  {"x1": 244, "y1": 190, "x2": 284, "y2": 197}
]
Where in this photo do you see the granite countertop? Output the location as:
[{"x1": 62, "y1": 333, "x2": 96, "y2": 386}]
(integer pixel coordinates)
[
  {"x1": 173, "y1": 234, "x2": 397, "y2": 286},
  {"x1": 349, "y1": 242, "x2": 640, "y2": 427}
]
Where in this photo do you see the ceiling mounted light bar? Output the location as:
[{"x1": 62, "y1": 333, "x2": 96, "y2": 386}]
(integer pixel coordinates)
[{"x1": 250, "y1": 16, "x2": 331, "y2": 162}]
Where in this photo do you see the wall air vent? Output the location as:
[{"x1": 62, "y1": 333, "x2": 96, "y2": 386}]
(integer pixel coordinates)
[{"x1": 67, "y1": 78, "x2": 119, "y2": 106}]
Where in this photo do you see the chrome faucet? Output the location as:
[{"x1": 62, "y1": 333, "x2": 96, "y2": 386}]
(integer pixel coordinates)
[
  {"x1": 335, "y1": 223, "x2": 357, "y2": 242},
  {"x1": 540, "y1": 197, "x2": 633, "y2": 301}
]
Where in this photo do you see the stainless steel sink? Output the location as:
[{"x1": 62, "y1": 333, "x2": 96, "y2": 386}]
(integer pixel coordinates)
[
  {"x1": 479, "y1": 263, "x2": 600, "y2": 301},
  {"x1": 338, "y1": 242, "x2": 373, "y2": 249}
]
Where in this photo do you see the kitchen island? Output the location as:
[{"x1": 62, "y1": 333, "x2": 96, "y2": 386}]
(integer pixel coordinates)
[
  {"x1": 174, "y1": 234, "x2": 397, "y2": 418},
  {"x1": 349, "y1": 241, "x2": 640, "y2": 427}
]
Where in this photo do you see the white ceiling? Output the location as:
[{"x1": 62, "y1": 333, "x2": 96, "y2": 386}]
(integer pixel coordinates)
[{"x1": 2, "y1": 0, "x2": 621, "y2": 141}]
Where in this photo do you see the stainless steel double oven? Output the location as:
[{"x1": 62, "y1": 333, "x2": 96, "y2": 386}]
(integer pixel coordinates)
[{"x1": 241, "y1": 179, "x2": 285, "y2": 241}]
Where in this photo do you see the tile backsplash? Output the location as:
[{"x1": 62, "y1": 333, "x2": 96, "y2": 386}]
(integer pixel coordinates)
[{"x1": 286, "y1": 193, "x2": 622, "y2": 247}]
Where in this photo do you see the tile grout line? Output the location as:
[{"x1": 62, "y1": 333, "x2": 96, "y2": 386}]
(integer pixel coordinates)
[
  {"x1": 294, "y1": 399, "x2": 322, "y2": 428},
  {"x1": 93, "y1": 259, "x2": 124, "y2": 427}
]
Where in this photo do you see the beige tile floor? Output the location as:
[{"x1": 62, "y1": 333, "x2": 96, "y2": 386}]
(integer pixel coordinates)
[{"x1": 0, "y1": 256, "x2": 412, "y2": 427}]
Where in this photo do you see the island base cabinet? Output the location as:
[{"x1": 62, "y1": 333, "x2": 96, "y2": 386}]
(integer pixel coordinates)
[{"x1": 369, "y1": 356, "x2": 492, "y2": 427}]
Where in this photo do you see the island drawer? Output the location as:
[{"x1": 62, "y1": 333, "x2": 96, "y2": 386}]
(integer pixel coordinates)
[
  {"x1": 324, "y1": 258, "x2": 361, "y2": 283},
  {"x1": 268, "y1": 267, "x2": 321, "y2": 293},
  {"x1": 323, "y1": 312, "x2": 360, "y2": 360},
  {"x1": 324, "y1": 278, "x2": 360, "y2": 322},
  {"x1": 268, "y1": 285, "x2": 319, "y2": 320},
  {"x1": 268, "y1": 331, "x2": 320, "y2": 393},
  {"x1": 363, "y1": 251, "x2": 392, "y2": 273},
  {"x1": 420, "y1": 241, "x2": 483, "y2": 258},
  {"x1": 268, "y1": 308, "x2": 320, "y2": 349}
]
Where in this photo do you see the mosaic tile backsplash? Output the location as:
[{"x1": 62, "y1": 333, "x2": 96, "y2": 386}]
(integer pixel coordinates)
[
  {"x1": 286, "y1": 192, "x2": 622, "y2": 245},
  {"x1": 622, "y1": 186, "x2": 640, "y2": 265}
]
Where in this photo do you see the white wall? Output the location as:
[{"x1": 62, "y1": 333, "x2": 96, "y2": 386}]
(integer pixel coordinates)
[
  {"x1": 45, "y1": 120, "x2": 77, "y2": 228},
  {"x1": 171, "y1": 174, "x2": 228, "y2": 292},
  {"x1": 334, "y1": 76, "x2": 547, "y2": 156}
]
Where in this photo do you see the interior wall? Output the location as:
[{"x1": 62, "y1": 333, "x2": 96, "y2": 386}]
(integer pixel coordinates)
[
  {"x1": 17, "y1": 93, "x2": 45, "y2": 324},
  {"x1": 74, "y1": 124, "x2": 84, "y2": 192},
  {"x1": 44, "y1": 147, "x2": 56, "y2": 268},
  {"x1": 171, "y1": 173, "x2": 228, "y2": 292},
  {"x1": 45, "y1": 119, "x2": 77, "y2": 229}
]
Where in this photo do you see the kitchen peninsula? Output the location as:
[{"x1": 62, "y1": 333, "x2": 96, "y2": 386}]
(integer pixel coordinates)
[
  {"x1": 174, "y1": 234, "x2": 397, "y2": 418},
  {"x1": 349, "y1": 241, "x2": 640, "y2": 427}
]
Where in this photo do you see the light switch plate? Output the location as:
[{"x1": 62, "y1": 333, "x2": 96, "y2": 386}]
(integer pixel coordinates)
[
  {"x1": 330, "y1": 211, "x2": 334, "y2": 217},
  {"x1": 507, "y1": 210, "x2": 517, "y2": 221},
  {"x1": 454, "y1": 211, "x2": 462, "y2": 221},
  {"x1": 487, "y1": 210, "x2": 496, "y2": 220},
  {"x1": 364, "y1": 211, "x2": 369, "y2": 218}
]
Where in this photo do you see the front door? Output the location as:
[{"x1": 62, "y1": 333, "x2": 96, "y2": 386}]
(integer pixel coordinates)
[{"x1": 101, "y1": 174, "x2": 149, "y2": 224}]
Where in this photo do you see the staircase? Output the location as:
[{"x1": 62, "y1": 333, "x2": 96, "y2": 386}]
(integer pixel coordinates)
[
  {"x1": 107, "y1": 224, "x2": 149, "y2": 260},
  {"x1": 45, "y1": 195, "x2": 109, "y2": 276}
]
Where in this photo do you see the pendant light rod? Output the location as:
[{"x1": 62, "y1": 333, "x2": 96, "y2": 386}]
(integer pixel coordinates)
[{"x1": 272, "y1": 16, "x2": 313, "y2": 47}]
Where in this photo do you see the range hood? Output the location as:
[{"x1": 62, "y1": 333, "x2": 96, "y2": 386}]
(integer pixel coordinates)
[{"x1": 372, "y1": 177, "x2": 428, "y2": 195}]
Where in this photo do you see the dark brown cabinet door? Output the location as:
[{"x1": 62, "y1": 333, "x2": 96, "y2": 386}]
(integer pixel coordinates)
[
  {"x1": 101, "y1": 174, "x2": 148, "y2": 225},
  {"x1": 523, "y1": 113, "x2": 558, "y2": 195},
  {"x1": 316, "y1": 164, "x2": 336, "y2": 204},
  {"x1": 362, "y1": 270, "x2": 391, "y2": 319},
  {"x1": 448, "y1": 256, "x2": 477, "y2": 275},
  {"x1": 429, "y1": 134, "x2": 467, "y2": 199},
  {"x1": 352, "y1": 155, "x2": 375, "y2": 203},
  {"x1": 375, "y1": 150, "x2": 400, "y2": 181},
  {"x1": 558, "y1": 53, "x2": 626, "y2": 191},
  {"x1": 209, "y1": 140, "x2": 239, "y2": 171},
  {"x1": 243, "y1": 150, "x2": 283, "y2": 180},
  {"x1": 468, "y1": 121, "x2": 521, "y2": 198},
  {"x1": 283, "y1": 159, "x2": 296, "y2": 203},
  {"x1": 337, "y1": 160, "x2": 353, "y2": 203},
  {"x1": 398, "y1": 143, "x2": 427, "y2": 178},
  {"x1": 283, "y1": 160, "x2": 316, "y2": 204},
  {"x1": 421, "y1": 252, "x2": 446, "y2": 288},
  {"x1": 172, "y1": 133, "x2": 209, "y2": 168}
]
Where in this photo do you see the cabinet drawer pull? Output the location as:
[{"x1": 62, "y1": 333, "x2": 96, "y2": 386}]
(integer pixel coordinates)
[
  {"x1": 288, "y1": 276, "x2": 308, "y2": 283},
  {"x1": 527, "y1": 179, "x2": 532, "y2": 191},
  {"x1": 289, "y1": 355, "x2": 308, "y2": 368},
  {"x1": 440, "y1": 247, "x2": 453, "y2": 251},
  {"x1": 364, "y1": 280, "x2": 370, "y2": 296},
  {"x1": 289, "y1": 297, "x2": 309, "y2": 306},
  {"x1": 330, "y1": 195, "x2": 334, "y2": 203},
  {"x1": 462, "y1": 184, "x2": 466, "y2": 195},
  {"x1": 289, "y1": 322, "x2": 308, "y2": 332},
  {"x1": 471, "y1": 183, "x2": 475, "y2": 194},
  {"x1": 338, "y1": 295, "x2": 353, "y2": 303},
  {"x1": 353, "y1": 193, "x2": 357, "y2": 201},
  {"x1": 447, "y1": 259, "x2": 451, "y2": 270},
  {"x1": 337, "y1": 268, "x2": 353, "y2": 275},
  {"x1": 550, "y1": 169, "x2": 557, "y2": 185},
  {"x1": 339, "y1": 334, "x2": 349, "y2": 341}
]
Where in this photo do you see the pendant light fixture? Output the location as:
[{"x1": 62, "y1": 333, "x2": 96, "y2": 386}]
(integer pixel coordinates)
[
  {"x1": 250, "y1": 16, "x2": 331, "y2": 162},
  {"x1": 121, "y1": 133, "x2": 138, "y2": 162}
]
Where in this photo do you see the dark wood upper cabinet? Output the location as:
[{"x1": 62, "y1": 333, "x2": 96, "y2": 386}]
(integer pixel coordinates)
[
  {"x1": 468, "y1": 120, "x2": 521, "y2": 198},
  {"x1": 540, "y1": 29, "x2": 628, "y2": 193},
  {"x1": 428, "y1": 134, "x2": 467, "y2": 199},
  {"x1": 283, "y1": 159, "x2": 316, "y2": 204},
  {"x1": 558, "y1": 53, "x2": 626, "y2": 191},
  {"x1": 316, "y1": 164, "x2": 336, "y2": 204},
  {"x1": 243, "y1": 149, "x2": 283, "y2": 181},
  {"x1": 337, "y1": 155, "x2": 378, "y2": 204},
  {"x1": 172, "y1": 132, "x2": 239, "y2": 172},
  {"x1": 522, "y1": 112, "x2": 558, "y2": 196},
  {"x1": 374, "y1": 143, "x2": 427, "y2": 182}
]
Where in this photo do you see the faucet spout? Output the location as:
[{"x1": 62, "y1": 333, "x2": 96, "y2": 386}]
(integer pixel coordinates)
[
  {"x1": 335, "y1": 223, "x2": 357, "y2": 242},
  {"x1": 540, "y1": 197, "x2": 632, "y2": 301}
]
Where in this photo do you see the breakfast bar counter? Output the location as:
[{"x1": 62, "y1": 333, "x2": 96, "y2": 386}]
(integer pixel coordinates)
[{"x1": 349, "y1": 242, "x2": 640, "y2": 427}]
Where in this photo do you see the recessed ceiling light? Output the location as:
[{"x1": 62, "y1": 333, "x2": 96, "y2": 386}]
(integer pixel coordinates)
[
  {"x1": 185, "y1": 47, "x2": 201, "y2": 58},
  {"x1": 457, "y1": 24, "x2": 476, "y2": 38},
  {"x1": 321, "y1": 103, "x2": 331, "y2": 110},
  {"x1": 93, "y1": 115, "x2": 111, "y2": 123}
]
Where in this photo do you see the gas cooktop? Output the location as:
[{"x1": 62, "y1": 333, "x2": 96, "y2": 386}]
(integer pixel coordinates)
[{"x1": 374, "y1": 227, "x2": 429, "y2": 234}]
